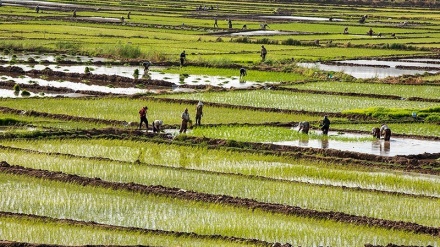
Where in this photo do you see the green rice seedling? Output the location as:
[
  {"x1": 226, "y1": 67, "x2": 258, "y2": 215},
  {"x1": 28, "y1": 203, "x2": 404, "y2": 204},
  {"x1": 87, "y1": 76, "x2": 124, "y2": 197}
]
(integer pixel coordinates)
[
  {"x1": 0, "y1": 173, "x2": 439, "y2": 246},
  {"x1": 0, "y1": 97, "x2": 326, "y2": 124},
  {"x1": 2, "y1": 139, "x2": 440, "y2": 198},
  {"x1": 283, "y1": 82, "x2": 440, "y2": 100},
  {"x1": 2, "y1": 147, "x2": 440, "y2": 227},
  {"x1": 156, "y1": 90, "x2": 439, "y2": 113},
  {"x1": 0, "y1": 214, "x2": 263, "y2": 247}
]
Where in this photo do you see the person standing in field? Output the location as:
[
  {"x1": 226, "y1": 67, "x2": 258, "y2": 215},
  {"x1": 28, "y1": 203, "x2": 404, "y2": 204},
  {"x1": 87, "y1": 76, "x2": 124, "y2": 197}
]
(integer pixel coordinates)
[
  {"x1": 36, "y1": 5, "x2": 40, "y2": 13},
  {"x1": 239, "y1": 68, "x2": 247, "y2": 78},
  {"x1": 142, "y1": 61, "x2": 151, "y2": 72},
  {"x1": 320, "y1": 115, "x2": 330, "y2": 135},
  {"x1": 195, "y1": 101, "x2": 203, "y2": 126},
  {"x1": 380, "y1": 124, "x2": 392, "y2": 141},
  {"x1": 214, "y1": 18, "x2": 218, "y2": 28},
  {"x1": 260, "y1": 45, "x2": 267, "y2": 61},
  {"x1": 298, "y1": 121, "x2": 310, "y2": 134},
  {"x1": 138, "y1": 106, "x2": 148, "y2": 130},
  {"x1": 228, "y1": 19, "x2": 232, "y2": 29},
  {"x1": 180, "y1": 50, "x2": 186, "y2": 66},
  {"x1": 180, "y1": 108, "x2": 190, "y2": 133}
]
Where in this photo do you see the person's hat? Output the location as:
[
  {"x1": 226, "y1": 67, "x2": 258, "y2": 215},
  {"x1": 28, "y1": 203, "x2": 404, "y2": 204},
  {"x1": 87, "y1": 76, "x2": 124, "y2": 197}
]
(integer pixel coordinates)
[
  {"x1": 198, "y1": 101, "x2": 203, "y2": 106},
  {"x1": 159, "y1": 120, "x2": 163, "y2": 125}
]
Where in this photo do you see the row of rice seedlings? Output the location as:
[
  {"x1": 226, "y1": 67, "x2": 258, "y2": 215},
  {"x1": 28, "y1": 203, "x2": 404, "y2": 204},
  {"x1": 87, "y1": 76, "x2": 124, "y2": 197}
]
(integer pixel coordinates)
[
  {"x1": 0, "y1": 112, "x2": 109, "y2": 130},
  {"x1": 2, "y1": 138, "x2": 439, "y2": 197},
  {"x1": 1, "y1": 173, "x2": 439, "y2": 246},
  {"x1": 0, "y1": 97, "x2": 326, "y2": 125},
  {"x1": 282, "y1": 82, "x2": 440, "y2": 100},
  {"x1": 0, "y1": 214, "x2": 262, "y2": 247},
  {"x1": 332, "y1": 122, "x2": 440, "y2": 137},
  {"x1": 155, "y1": 90, "x2": 439, "y2": 113},
  {"x1": 190, "y1": 125, "x2": 374, "y2": 142},
  {"x1": 2, "y1": 145, "x2": 440, "y2": 226}
]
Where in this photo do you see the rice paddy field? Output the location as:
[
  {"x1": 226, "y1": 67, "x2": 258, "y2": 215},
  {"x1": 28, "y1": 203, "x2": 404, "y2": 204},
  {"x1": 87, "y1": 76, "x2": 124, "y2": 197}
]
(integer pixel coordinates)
[{"x1": 0, "y1": 0, "x2": 440, "y2": 247}]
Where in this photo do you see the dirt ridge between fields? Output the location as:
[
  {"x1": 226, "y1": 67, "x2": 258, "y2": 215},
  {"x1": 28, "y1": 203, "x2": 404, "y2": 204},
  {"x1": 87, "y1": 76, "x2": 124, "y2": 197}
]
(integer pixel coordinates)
[{"x1": 1, "y1": 161, "x2": 439, "y2": 237}]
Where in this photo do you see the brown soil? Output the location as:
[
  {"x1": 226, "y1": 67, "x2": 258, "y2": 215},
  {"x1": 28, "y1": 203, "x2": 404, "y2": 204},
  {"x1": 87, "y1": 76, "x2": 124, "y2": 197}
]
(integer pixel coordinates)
[{"x1": 1, "y1": 161, "x2": 439, "y2": 237}]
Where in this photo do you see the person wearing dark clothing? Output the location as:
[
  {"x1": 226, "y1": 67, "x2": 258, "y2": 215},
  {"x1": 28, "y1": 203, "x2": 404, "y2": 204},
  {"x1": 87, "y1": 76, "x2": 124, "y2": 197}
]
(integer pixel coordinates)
[
  {"x1": 298, "y1": 121, "x2": 310, "y2": 134},
  {"x1": 195, "y1": 101, "x2": 203, "y2": 126},
  {"x1": 368, "y1": 28, "x2": 374, "y2": 36},
  {"x1": 142, "y1": 61, "x2": 151, "y2": 71},
  {"x1": 214, "y1": 18, "x2": 218, "y2": 28},
  {"x1": 343, "y1": 27, "x2": 349, "y2": 34},
  {"x1": 240, "y1": 68, "x2": 247, "y2": 78},
  {"x1": 228, "y1": 19, "x2": 232, "y2": 29},
  {"x1": 380, "y1": 124, "x2": 392, "y2": 141},
  {"x1": 139, "y1": 106, "x2": 148, "y2": 130},
  {"x1": 372, "y1": 127, "x2": 380, "y2": 139},
  {"x1": 242, "y1": 24, "x2": 247, "y2": 30},
  {"x1": 36, "y1": 5, "x2": 40, "y2": 13},
  {"x1": 127, "y1": 11, "x2": 131, "y2": 19},
  {"x1": 73, "y1": 9, "x2": 77, "y2": 18},
  {"x1": 260, "y1": 45, "x2": 267, "y2": 61},
  {"x1": 180, "y1": 51, "x2": 186, "y2": 66},
  {"x1": 180, "y1": 108, "x2": 190, "y2": 133},
  {"x1": 321, "y1": 115, "x2": 330, "y2": 135}
]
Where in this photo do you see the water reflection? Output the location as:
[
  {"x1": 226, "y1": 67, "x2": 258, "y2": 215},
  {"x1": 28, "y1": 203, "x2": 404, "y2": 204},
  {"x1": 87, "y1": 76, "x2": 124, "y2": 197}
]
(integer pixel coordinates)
[
  {"x1": 320, "y1": 136, "x2": 329, "y2": 149},
  {"x1": 381, "y1": 141, "x2": 391, "y2": 155},
  {"x1": 298, "y1": 135, "x2": 309, "y2": 147}
]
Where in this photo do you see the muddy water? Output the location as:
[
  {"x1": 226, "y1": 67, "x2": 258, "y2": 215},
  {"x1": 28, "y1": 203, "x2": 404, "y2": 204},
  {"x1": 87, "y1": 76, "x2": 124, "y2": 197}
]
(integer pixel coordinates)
[
  {"x1": 298, "y1": 62, "x2": 439, "y2": 79},
  {"x1": 0, "y1": 54, "x2": 115, "y2": 63},
  {"x1": 2, "y1": 64, "x2": 270, "y2": 89},
  {"x1": 0, "y1": 75, "x2": 158, "y2": 95},
  {"x1": 270, "y1": 131, "x2": 440, "y2": 156}
]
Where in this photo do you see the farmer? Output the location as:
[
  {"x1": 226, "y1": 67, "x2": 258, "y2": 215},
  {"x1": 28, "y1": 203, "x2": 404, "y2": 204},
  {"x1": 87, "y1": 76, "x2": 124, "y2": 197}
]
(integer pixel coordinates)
[
  {"x1": 195, "y1": 101, "x2": 203, "y2": 126},
  {"x1": 260, "y1": 23, "x2": 270, "y2": 29},
  {"x1": 228, "y1": 19, "x2": 232, "y2": 29},
  {"x1": 180, "y1": 108, "x2": 191, "y2": 133},
  {"x1": 372, "y1": 127, "x2": 380, "y2": 139},
  {"x1": 152, "y1": 120, "x2": 163, "y2": 133},
  {"x1": 343, "y1": 27, "x2": 349, "y2": 34},
  {"x1": 127, "y1": 11, "x2": 131, "y2": 19},
  {"x1": 380, "y1": 124, "x2": 392, "y2": 141},
  {"x1": 214, "y1": 18, "x2": 218, "y2": 28},
  {"x1": 298, "y1": 121, "x2": 310, "y2": 134},
  {"x1": 142, "y1": 61, "x2": 151, "y2": 71},
  {"x1": 260, "y1": 45, "x2": 267, "y2": 61},
  {"x1": 73, "y1": 9, "x2": 77, "y2": 18},
  {"x1": 242, "y1": 24, "x2": 247, "y2": 30},
  {"x1": 180, "y1": 50, "x2": 186, "y2": 66},
  {"x1": 240, "y1": 68, "x2": 247, "y2": 78},
  {"x1": 368, "y1": 28, "x2": 374, "y2": 36},
  {"x1": 320, "y1": 115, "x2": 330, "y2": 135},
  {"x1": 138, "y1": 106, "x2": 148, "y2": 130},
  {"x1": 36, "y1": 5, "x2": 40, "y2": 13}
]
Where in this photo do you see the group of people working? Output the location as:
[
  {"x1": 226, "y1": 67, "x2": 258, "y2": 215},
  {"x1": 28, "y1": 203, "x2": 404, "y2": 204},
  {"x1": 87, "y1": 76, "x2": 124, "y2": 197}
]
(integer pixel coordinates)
[
  {"x1": 138, "y1": 101, "x2": 204, "y2": 134},
  {"x1": 298, "y1": 116, "x2": 392, "y2": 141}
]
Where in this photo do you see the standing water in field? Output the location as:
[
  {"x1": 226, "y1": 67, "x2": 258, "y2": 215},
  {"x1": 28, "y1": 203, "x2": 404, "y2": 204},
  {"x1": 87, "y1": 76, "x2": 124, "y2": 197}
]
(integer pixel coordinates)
[
  {"x1": 298, "y1": 58, "x2": 440, "y2": 79},
  {"x1": 269, "y1": 131, "x2": 440, "y2": 157},
  {"x1": 1, "y1": 64, "x2": 272, "y2": 89}
]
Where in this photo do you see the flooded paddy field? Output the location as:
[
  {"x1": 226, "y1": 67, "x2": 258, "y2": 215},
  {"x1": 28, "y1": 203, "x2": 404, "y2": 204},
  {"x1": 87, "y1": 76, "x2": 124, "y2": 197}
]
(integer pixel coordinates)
[
  {"x1": 299, "y1": 58, "x2": 440, "y2": 79},
  {"x1": 1, "y1": 1, "x2": 440, "y2": 246},
  {"x1": 269, "y1": 130, "x2": 440, "y2": 157}
]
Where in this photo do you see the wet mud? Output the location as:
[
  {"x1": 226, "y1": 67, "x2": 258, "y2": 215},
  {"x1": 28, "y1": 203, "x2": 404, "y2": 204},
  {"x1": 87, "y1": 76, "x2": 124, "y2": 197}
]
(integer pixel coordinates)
[
  {"x1": 0, "y1": 66, "x2": 175, "y2": 88},
  {"x1": 1, "y1": 161, "x2": 439, "y2": 237}
]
